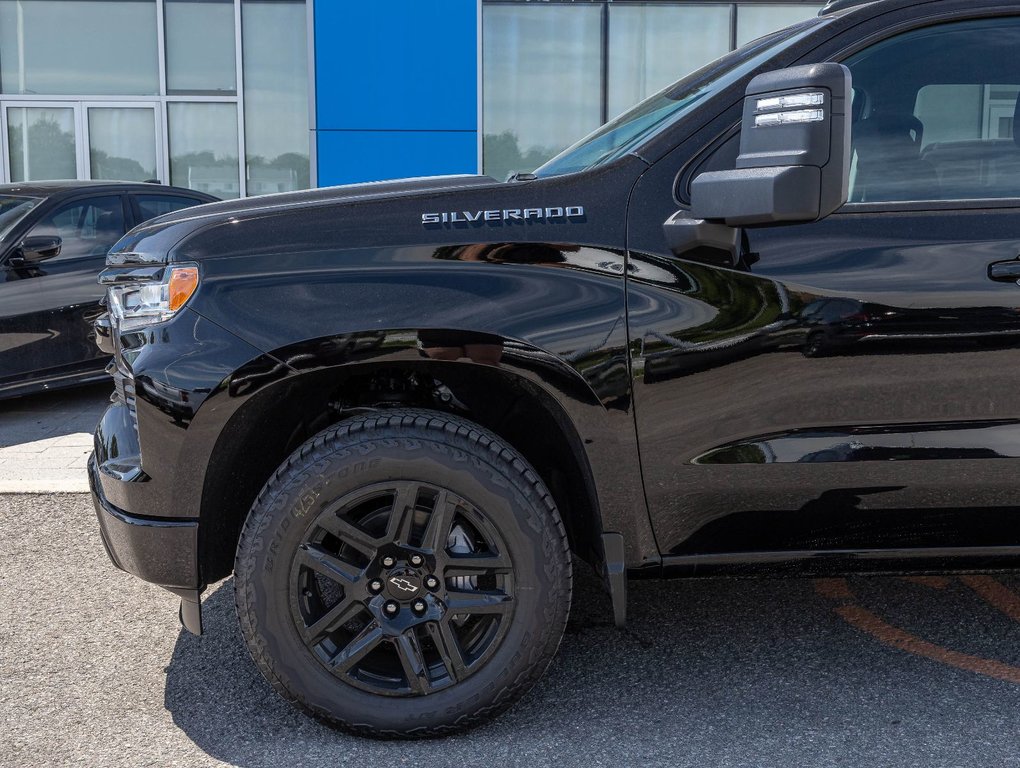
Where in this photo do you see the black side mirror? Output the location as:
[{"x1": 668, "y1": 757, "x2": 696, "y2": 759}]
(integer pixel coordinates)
[
  {"x1": 665, "y1": 62, "x2": 852, "y2": 261},
  {"x1": 11, "y1": 235, "x2": 63, "y2": 265}
]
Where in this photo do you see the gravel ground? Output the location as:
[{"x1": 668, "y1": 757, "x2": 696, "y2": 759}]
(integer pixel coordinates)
[{"x1": 3, "y1": 493, "x2": 1020, "y2": 767}]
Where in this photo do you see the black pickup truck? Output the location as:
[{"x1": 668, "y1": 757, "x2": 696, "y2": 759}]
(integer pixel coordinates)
[{"x1": 90, "y1": 0, "x2": 1020, "y2": 737}]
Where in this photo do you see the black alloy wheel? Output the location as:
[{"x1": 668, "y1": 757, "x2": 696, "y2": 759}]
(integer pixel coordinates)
[
  {"x1": 290, "y1": 480, "x2": 515, "y2": 697},
  {"x1": 235, "y1": 409, "x2": 572, "y2": 737}
]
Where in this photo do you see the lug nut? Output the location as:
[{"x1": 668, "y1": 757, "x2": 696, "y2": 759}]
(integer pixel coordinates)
[
  {"x1": 424, "y1": 575, "x2": 439, "y2": 590},
  {"x1": 412, "y1": 599, "x2": 427, "y2": 614},
  {"x1": 384, "y1": 601, "x2": 400, "y2": 616},
  {"x1": 409, "y1": 554, "x2": 424, "y2": 567},
  {"x1": 368, "y1": 579, "x2": 383, "y2": 594},
  {"x1": 381, "y1": 555, "x2": 396, "y2": 568}
]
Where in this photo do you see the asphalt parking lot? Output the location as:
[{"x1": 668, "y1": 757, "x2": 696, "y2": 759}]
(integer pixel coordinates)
[{"x1": 3, "y1": 393, "x2": 1020, "y2": 767}]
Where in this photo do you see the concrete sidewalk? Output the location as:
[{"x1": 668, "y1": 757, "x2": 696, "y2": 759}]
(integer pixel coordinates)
[{"x1": 0, "y1": 384, "x2": 111, "y2": 492}]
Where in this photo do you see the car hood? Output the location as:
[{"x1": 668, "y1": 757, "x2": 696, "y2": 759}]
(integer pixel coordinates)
[{"x1": 107, "y1": 174, "x2": 502, "y2": 264}]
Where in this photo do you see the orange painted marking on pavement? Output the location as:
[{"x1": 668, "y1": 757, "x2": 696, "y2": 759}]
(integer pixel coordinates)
[
  {"x1": 960, "y1": 575, "x2": 1020, "y2": 623},
  {"x1": 834, "y1": 603, "x2": 1020, "y2": 685},
  {"x1": 814, "y1": 578, "x2": 853, "y2": 600},
  {"x1": 899, "y1": 576, "x2": 950, "y2": 590}
]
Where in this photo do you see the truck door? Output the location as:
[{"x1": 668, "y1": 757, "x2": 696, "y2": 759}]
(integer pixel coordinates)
[{"x1": 627, "y1": 15, "x2": 1020, "y2": 561}]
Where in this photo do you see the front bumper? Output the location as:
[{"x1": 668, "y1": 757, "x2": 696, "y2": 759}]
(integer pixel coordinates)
[
  {"x1": 89, "y1": 447, "x2": 204, "y2": 634},
  {"x1": 89, "y1": 454, "x2": 199, "y2": 587}
]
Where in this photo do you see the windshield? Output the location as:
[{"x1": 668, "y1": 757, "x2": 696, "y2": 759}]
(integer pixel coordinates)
[
  {"x1": 0, "y1": 195, "x2": 41, "y2": 242},
  {"x1": 534, "y1": 18, "x2": 827, "y2": 178}
]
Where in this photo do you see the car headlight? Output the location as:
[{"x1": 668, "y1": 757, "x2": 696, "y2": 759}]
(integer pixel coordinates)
[{"x1": 106, "y1": 264, "x2": 199, "y2": 332}]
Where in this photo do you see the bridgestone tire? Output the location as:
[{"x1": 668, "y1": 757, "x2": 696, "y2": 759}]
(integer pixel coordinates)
[{"x1": 234, "y1": 408, "x2": 572, "y2": 738}]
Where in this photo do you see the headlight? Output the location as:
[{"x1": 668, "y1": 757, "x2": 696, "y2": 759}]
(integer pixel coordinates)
[{"x1": 107, "y1": 264, "x2": 199, "y2": 332}]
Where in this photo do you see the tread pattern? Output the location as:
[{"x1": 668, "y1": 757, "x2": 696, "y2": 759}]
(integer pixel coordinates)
[{"x1": 234, "y1": 408, "x2": 572, "y2": 738}]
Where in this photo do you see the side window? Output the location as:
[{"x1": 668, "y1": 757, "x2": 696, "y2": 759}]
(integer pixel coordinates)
[
  {"x1": 135, "y1": 194, "x2": 206, "y2": 222},
  {"x1": 26, "y1": 196, "x2": 126, "y2": 261},
  {"x1": 844, "y1": 17, "x2": 1020, "y2": 203}
]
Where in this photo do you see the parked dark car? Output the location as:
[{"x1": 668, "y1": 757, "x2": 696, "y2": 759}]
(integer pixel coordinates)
[
  {"x1": 91, "y1": 0, "x2": 1020, "y2": 739},
  {"x1": 0, "y1": 181, "x2": 216, "y2": 398}
]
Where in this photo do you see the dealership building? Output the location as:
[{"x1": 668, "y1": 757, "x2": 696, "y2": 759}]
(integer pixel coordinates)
[{"x1": 0, "y1": 0, "x2": 821, "y2": 198}]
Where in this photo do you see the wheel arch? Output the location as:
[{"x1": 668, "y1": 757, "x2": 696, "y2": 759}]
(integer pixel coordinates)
[{"x1": 193, "y1": 331, "x2": 642, "y2": 617}]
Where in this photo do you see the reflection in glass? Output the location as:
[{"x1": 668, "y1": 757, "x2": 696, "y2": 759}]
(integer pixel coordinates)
[
  {"x1": 26, "y1": 195, "x2": 126, "y2": 261},
  {"x1": 88, "y1": 108, "x2": 157, "y2": 181},
  {"x1": 0, "y1": 195, "x2": 40, "y2": 241},
  {"x1": 0, "y1": 1, "x2": 158, "y2": 95},
  {"x1": 241, "y1": 0, "x2": 310, "y2": 193},
  {"x1": 736, "y1": 4, "x2": 822, "y2": 47},
  {"x1": 608, "y1": 6, "x2": 730, "y2": 119},
  {"x1": 168, "y1": 103, "x2": 239, "y2": 199},
  {"x1": 165, "y1": 0, "x2": 236, "y2": 94},
  {"x1": 6, "y1": 107, "x2": 76, "y2": 181},
  {"x1": 482, "y1": 4, "x2": 601, "y2": 181}
]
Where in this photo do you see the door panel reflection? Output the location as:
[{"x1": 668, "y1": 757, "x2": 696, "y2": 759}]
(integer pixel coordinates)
[{"x1": 629, "y1": 209, "x2": 1020, "y2": 556}]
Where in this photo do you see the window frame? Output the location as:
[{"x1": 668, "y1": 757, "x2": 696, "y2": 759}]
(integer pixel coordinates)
[
  {"x1": 0, "y1": 0, "x2": 314, "y2": 195},
  {"x1": 825, "y1": 6, "x2": 1020, "y2": 213}
]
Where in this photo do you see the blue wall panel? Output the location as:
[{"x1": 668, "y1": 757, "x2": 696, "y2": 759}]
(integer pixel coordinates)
[
  {"x1": 314, "y1": 0, "x2": 479, "y2": 184},
  {"x1": 316, "y1": 130, "x2": 478, "y2": 187}
]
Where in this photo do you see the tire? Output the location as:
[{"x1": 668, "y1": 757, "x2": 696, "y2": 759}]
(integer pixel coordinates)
[
  {"x1": 803, "y1": 331, "x2": 828, "y2": 358},
  {"x1": 234, "y1": 408, "x2": 572, "y2": 738}
]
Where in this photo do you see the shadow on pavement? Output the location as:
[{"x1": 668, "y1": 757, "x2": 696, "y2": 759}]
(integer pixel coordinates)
[
  {"x1": 164, "y1": 564, "x2": 1020, "y2": 767},
  {"x1": 0, "y1": 382, "x2": 111, "y2": 449}
]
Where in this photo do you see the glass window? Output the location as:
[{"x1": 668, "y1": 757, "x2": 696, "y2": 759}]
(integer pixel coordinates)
[
  {"x1": 845, "y1": 18, "x2": 1020, "y2": 202},
  {"x1": 537, "y1": 21, "x2": 824, "y2": 179},
  {"x1": 736, "y1": 5, "x2": 823, "y2": 48},
  {"x1": 242, "y1": 0, "x2": 310, "y2": 194},
  {"x1": 165, "y1": 0, "x2": 236, "y2": 94},
  {"x1": 483, "y1": 4, "x2": 602, "y2": 182},
  {"x1": 6, "y1": 106, "x2": 76, "y2": 182},
  {"x1": 135, "y1": 194, "x2": 206, "y2": 221},
  {"x1": 0, "y1": 195, "x2": 41, "y2": 242},
  {"x1": 88, "y1": 107, "x2": 158, "y2": 182},
  {"x1": 608, "y1": 6, "x2": 730, "y2": 119},
  {"x1": 0, "y1": 1, "x2": 158, "y2": 95},
  {"x1": 168, "y1": 102, "x2": 239, "y2": 199},
  {"x1": 26, "y1": 196, "x2": 126, "y2": 260}
]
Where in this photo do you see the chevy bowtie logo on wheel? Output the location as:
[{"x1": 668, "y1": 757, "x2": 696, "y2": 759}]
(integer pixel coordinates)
[{"x1": 389, "y1": 577, "x2": 417, "y2": 593}]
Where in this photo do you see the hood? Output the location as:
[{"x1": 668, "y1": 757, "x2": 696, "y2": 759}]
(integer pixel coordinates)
[
  {"x1": 108, "y1": 174, "x2": 502, "y2": 264},
  {"x1": 154, "y1": 174, "x2": 501, "y2": 226}
]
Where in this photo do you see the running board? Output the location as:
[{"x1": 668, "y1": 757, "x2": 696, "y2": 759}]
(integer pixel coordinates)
[{"x1": 659, "y1": 544, "x2": 1020, "y2": 572}]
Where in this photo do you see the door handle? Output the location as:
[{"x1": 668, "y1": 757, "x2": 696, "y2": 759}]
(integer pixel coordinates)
[{"x1": 988, "y1": 259, "x2": 1020, "y2": 283}]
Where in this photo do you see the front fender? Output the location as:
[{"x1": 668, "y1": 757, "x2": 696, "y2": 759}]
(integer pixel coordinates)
[{"x1": 188, "y1": 328, "x2": 656, "y2": 570}]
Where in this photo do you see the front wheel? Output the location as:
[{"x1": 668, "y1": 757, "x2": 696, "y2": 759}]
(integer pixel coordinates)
[{"x1": 234, "y1": 409, "x2": 572, "y2": 737}]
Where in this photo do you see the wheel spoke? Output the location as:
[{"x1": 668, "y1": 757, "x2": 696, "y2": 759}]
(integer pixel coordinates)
[
  {"x1": 386, "y1": 485, "x2": 419, "y2": 545},
  {"x1": 297, "y1": 543, "x2": 363, "y2": 587},
  {"x1": 395, "y1": 629, "x2": 431, "y2": 694},
  {"x1": 328, "y1": 620, "x2": 384, "y2": 673},
  {"x1": 443, "y1": 551, "x2": 511, "y2": 578},
  {"x1": 317, "y1": 514, "x2": 381, "y2": 558},
  {"x1": 302, "y1": 598, "x2": 363, "y2": 645},
  {"x1": 445, "y1": 589, "x2": 513, "y2": 615},
  {"x1": 425, "y1": 620, "x2": 467, "y2": 683},
  {"x1": 420, "y1": 490, "x2": 456, "y2": 553}
]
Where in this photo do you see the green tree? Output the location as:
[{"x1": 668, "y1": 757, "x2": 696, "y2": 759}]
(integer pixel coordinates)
[{"x1": 482, "y1": 131, "x2": 556, "y2": 181}]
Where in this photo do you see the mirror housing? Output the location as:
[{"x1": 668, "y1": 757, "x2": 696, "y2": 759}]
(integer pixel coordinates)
[
  {"x1": 690, "y1": 62, "x2": 852, "y2": 227},
  {"x1": 12, "y1": 235, "x2": 62, "y2": 265},
  {"x1": 662, "y1": 213, "x2": 742, "y2": 266}
]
